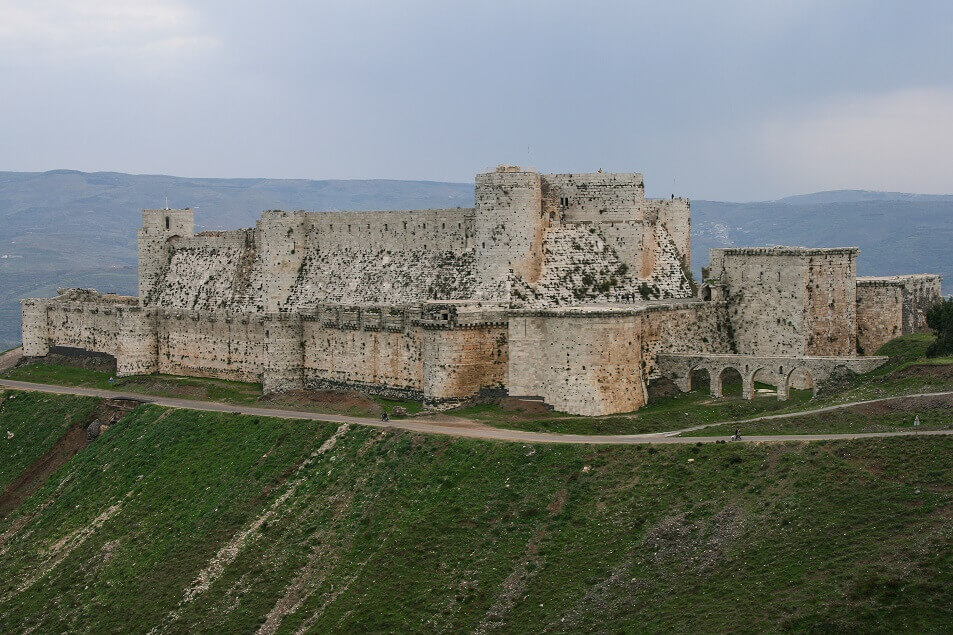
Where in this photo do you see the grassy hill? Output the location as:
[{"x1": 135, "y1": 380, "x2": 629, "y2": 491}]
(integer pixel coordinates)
[{"x1": 0, "y1": 388, "x2": 950, "y2": 632}]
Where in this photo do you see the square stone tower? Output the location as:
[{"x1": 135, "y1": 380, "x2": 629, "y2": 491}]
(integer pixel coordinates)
[
  {"x1": 137, "y1": 208, "x2": 194, "y2": 303},
  {"x1": 708, "y1": 247, "x2": 859, "y2": 356}
]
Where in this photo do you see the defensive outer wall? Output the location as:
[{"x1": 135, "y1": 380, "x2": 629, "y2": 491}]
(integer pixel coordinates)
[{"x1": 21, "y1": 166, "x2": 943, "y2": 416}]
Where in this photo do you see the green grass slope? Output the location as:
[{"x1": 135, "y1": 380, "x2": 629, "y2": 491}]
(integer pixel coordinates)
[
  {"x1": 0, "y1": 395, "x2": 950, "y2": 632},
  {"x1": 0, "y1": 390, "x2": 98, "y2": 492}
]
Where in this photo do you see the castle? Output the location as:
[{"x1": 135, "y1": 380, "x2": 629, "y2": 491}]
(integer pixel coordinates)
[{"x1": 20, "y1": 166, "x2": 942, "y2": 415}]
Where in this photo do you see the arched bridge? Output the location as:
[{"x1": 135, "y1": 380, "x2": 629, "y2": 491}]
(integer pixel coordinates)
[{"x1": 657, "y1": 354, "x2": 888, "y2": 401}]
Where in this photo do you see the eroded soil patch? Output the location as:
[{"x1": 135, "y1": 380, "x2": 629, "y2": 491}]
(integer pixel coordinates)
[
  {"x1": 258, "y1": 389, "x2": 382, "y2": 417},
  {"x1": 0, "y1": 398, "x2": 137, "y2": 518}
]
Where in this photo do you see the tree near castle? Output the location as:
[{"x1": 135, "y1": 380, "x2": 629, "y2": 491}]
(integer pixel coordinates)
[{"x1": 925, "y1": 297, "x2": 953, "y2": 357}]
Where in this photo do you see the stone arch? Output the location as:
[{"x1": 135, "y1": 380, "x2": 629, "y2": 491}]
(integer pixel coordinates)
[
  {"x1": 165, "y1": 234, "x2": 183, "y2": 245},
  {"x1": 689, "y1": 365, "x2": 712, "y2": 392},
  {"x1": 749, "y1": 366, "x2": 775, "y2": 395},
  {"x1": 784, "y1": 367, "x2": 818, "y2": 399},
  {"x1": 718, "y1": 366, "x2": 744, "y2": 398}
]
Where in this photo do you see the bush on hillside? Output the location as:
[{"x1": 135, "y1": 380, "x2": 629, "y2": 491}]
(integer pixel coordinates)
[{"x1": 925, "y1": 297, "x2": 953, "y2": 357}]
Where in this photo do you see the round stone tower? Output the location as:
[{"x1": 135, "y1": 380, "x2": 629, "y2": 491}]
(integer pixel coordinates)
[{"x1": 473, "y1": 166, "x2": 545, "y2": 292}]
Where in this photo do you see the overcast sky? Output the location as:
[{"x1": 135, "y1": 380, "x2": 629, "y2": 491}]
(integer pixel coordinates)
[{"x1": 0, "y1": 0, "x2": 951, "y2": 200}]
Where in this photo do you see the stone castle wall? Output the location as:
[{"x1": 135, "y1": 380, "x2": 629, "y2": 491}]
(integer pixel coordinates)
[
  {"x1": 855, "y1": 274, "x2": 943, "y2": 354},
  {"x1": 25, "y1": 166, "x2": 939, "y2": 417},
  {"x1": 507, "y1": 300, "x2": 732, "y2": 416},
  {"x1": 856, "y1": 280, "x2": 904, "y2": 355},
  {"x1": 708, "y1": 247, "x2": 858, "y2": 357}
]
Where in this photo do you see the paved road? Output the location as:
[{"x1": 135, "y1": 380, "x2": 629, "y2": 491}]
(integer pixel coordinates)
[{"x1": 2, "y1": 375, "x2": 951, "y2": 445}]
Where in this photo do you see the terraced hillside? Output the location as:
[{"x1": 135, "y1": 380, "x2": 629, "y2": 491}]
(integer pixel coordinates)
[{"x1": 0, "y1": 391, "x2": 950, "y2": 632}]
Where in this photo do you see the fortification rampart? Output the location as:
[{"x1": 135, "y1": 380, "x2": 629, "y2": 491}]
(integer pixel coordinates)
[
  {"x1": 23, "y1": 165, "x2": 941, "y2": 417},
  {"x1": 855, "y1": 274, "x2": 943, "y2": 354},
  {"x1": 707, "y1": 247, "x2": 858, "y2": 357},
  {"x1": 507, "y1": 300, "x2": 732, "y2": 416}
]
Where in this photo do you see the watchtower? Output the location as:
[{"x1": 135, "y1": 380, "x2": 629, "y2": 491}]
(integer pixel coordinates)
[
  {"x1": 137, "y1": 207, "x2": 194, "y2": 303},
  {"x1": 473, "y1": 166, "x2": 546, "y2": 287}
]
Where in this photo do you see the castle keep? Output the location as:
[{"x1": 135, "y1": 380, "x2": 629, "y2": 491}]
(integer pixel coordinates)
[{"x1": 21, "y1": 166, "x2": 942, "y2": 415}]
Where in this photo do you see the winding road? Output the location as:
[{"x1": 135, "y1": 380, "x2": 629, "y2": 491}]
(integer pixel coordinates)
[
  {"x1": 2, "y1": 348, "x2": 951, "y2": 445},
  {"x1": 2, "y1": 379, "x2": 951, "y2": 445}
]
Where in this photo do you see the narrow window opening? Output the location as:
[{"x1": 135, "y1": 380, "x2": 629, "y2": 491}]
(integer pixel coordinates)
[{"x1": 165, "y1": 216, "x2": 170, "y2": 230}]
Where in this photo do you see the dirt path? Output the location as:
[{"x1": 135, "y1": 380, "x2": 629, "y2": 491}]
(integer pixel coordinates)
[
  {"x1": 661, "y1": 390, "x2": 953, "y2": 437},
  {"x1": 2, "y1": 378, "x2": 952, "y2": 445}
]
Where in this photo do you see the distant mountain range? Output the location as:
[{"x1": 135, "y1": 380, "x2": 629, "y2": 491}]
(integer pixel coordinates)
[
  {"x1": 690, "y1": 191, "x2": 953, "y2": 290},
  {"x1": 0, "y1": 170, "x2": 950, "y2": 349}
]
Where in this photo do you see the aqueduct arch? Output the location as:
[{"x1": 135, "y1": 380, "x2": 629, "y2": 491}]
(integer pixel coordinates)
[{"x1": 659, "y1": 353, "x2": 886, "y2": 402}]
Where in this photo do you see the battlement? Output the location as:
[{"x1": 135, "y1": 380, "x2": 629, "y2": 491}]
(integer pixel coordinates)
[
  {"x1": 858, "y1": 274, "x2": 942, "y2": 285},
  {"x1": 712, "y1": 246, "x2": 859, "y2": 257},
  {"x1": 140, "y1": 208, "x2": 194, "y2": 235}
]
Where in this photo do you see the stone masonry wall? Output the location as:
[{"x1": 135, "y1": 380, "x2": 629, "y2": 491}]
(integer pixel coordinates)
[
  {"x1": 511, "y1": 223, "x2": 693, "y2": 307},
  {"x1": 43, "y1": 302, "x2": 122, "y2": 357},
  {"x1": 804, "y1": 251, "x2": 857, "y2": 356},
  {"x1": 138, "y1": 208, "x2": 194, "y2": 301},
  {"x1": 646, "y1": 198, "x2": 691, "y2": 269},
  {"x1": 858, "y1": 275, "x2": 943, "y2": 334},
  {"x1": 474, "y1": 168, "x2": 547, "y2": 289},
  {"x1": 301, "y1": 317, "x2": 506, "y2": 402},
  {"x1": 640, "y1": 301, "x2": 733, "y2": 379},
  {"x1": 422, "y1": 326, "x2": 508, "y2": 401},
  {"x1": 156, "y1": 309, "x2": 267, "y2": 383},
  {"x1": 116, "y1": 307, "x2": 158, "y2": 376},
  {"x1": 287, "y1": 248, "x2": 478, "y2": 307},
  {"x1": 148, "y1": 232, "x2": 257, "y2": 310},
  {"x1": 708, "y1": 247, "x2": 858, "y2": 357},
  {"x1": 542, "y1": 172, "x2": 645, "y2": 224},
  {"x1": 305, "y1": 208, "x2": 472, "y2": 253},
  {"x1": 856, "y1": 280, "x2": 903, "y2": 355},
  {"x1": 507, "y1": 300, "x2": 732, "y2": 416},
  {"x1": 20, "y1": 299, "x2": 52, "y2": 357},
  {"x1": 136, "y1": 168, "x2": 691, "y2": 313},
  {"x1": 302, "y1": 319, "x2": 424, "y2": 397},
  {"x1": 900, "y1": 275, "x2": 943, "y2": 332},
  {"x1": 508, "y1": 311, "x2": 647, "y2": 416}
]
